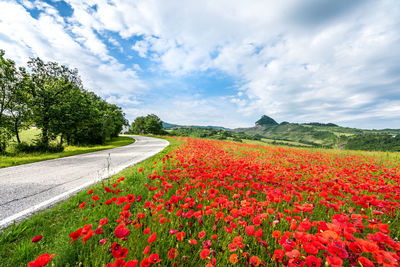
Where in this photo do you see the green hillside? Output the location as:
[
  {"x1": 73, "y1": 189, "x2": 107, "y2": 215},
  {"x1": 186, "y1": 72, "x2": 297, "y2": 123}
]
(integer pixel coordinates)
[
  {"x1": 234, "y1": 116, "x2": 400, "y2": 151},
  {"x1": 163, "y1": 116, "x2": 400, "y2": 152}
]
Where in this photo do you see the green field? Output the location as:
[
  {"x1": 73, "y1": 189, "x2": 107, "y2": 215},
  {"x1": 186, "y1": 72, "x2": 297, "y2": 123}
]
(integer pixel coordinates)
[{"x1": 0, "y1": 129, "x2": 135, "y2": 168}]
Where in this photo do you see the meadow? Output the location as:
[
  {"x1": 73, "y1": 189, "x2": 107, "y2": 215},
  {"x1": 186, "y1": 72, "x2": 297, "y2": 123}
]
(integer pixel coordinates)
[
  {"x1": 0, "y1": 128, "x2": 135, "y2": 168},
  {"x1": 1, "y1": 137, "x2": 399, "y2": 267}
]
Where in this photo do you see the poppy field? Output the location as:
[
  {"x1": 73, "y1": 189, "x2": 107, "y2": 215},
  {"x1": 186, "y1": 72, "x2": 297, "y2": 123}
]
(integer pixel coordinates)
[{"x1": 25, "y1": 138, "x2": 400, "y2": 266}]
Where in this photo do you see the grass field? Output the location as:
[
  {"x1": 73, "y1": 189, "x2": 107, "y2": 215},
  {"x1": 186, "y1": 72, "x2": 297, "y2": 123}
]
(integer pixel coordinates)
[
  {"x1": 0, "y1": 129, "x2": 135, "y2": 168},
  {"x1": 1, "y1": 137, "x2": 399, "y2": 266},
  {"x1": 243, "y1": 138, "x2": 312, "y2": 147}
]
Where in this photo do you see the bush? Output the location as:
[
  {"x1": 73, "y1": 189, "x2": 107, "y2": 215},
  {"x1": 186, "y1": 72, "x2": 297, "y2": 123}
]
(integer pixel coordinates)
[{"x1": 15, "y1": 141, "x2": 64, "y2": 153}]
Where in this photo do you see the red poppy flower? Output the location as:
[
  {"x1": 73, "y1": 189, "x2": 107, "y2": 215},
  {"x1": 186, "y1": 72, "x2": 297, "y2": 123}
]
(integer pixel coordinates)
[
  {"x1": 126, "y1": 260, "x2": 138, "y2": 267},
  {"x1": 250, "y1": 256, "x2": 260, "y2": 266},
  {"x1": 99, "y1": 218, "x2": 108, "y2": 225},
  {"x1": 111, "y1": 242, "x2": 128, "y2": 258},
  {"x1": 149, "y1": 253, "x2": 161, "y2": 263},
  {"x1": 28, "y1": 253, "x2": 55, "y2": 267},
  {"x1": 200, "y1": 248, "x2": 210, "y2": 259},
  {"x1": 358, "y1": 257, "x2": 374, "y2": 267},
  {"x1": 272, "y1": 230, "x2": 281, "y2": 239},
  {"x1": 81, "y1": 230, "x2": 94, "y2": 244},
  {"x1": 115, "y1": 224, "x2": 130, "y2": 239},
  {"x1": 143, "y1": 245, "x2": 150, "y2": 254},
  {"x1": 254, "y1": 228, "x2": 263, "y2": 238},
  {"x1": 305, "y1": 255, "x2": 322, "y2": 267},
  {"x1": 148, "y1": 233, "x2": 157, "y2": 243},
  {"x1": 95, "y1": 227, "x2": 103, "y2": 235},
  {"x1": 303, "y1": 243, "x2": 318, "y2": 255},
  {"x1": 168, "y1": 248, "x2": 178, "y2": 259},
  {"x1": 32, "y1": 235, "x2": 43, "y2": 243},
  {"x1": 140, "y1": 257, "x2": 151, "y2": 267},
  {"x1": 326, "y1": 256, "x2": 343, "y2": 267},
  {"x1": 230, "y1": 254, "x2": 238, "y2": 264},
  {"x1": 199, "y1": 230, "x2": 206, "y2": 239},
  {"x1": 245, "y1": 225, "x2": 255, "y2": 236}
]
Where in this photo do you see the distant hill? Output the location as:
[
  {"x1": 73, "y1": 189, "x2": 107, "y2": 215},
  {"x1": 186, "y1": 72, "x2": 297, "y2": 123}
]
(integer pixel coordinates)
[
  {"x1": 255, "y1": 115, "x2": 278, "y2": 126},
  {"x1": 162, "y1": 122, "x2": 229, "y2": 130},
  {"x1": 234, "y1": 115, "x2": 400, "y2": 151},
  {"x1": 163, "y1": 116, "x2": 400, "y2": 152}
]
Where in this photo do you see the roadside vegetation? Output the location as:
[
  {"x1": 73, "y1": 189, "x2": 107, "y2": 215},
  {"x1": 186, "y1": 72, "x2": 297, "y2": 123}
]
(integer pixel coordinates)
[
  {"x1": 129, "y1": 114, "x2": 165, "y2": 135},
  {"x1": 234, "y1": 115, "x2": 400, "y2": 151},
  {"x1": 0, "y1": 50, "x2": 128, "y2": 156},
  {"x1": 0, "y1": 136, "x2": 180, "y2": 267},
  {"x1": 0, "y1": 134, "x2": 134, "y2": 168},
  {"x1": 2, "y1": 137, "x2": 399, "y2": 266}
]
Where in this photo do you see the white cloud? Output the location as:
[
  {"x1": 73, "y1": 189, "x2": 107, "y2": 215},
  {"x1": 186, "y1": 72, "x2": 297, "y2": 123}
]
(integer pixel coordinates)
[
  {"x1": 0, "y1": 0, "x2": 145, "y2": 97},
  {"x1": 1, "y1": 0, "x2": 400, "y2": 128}
]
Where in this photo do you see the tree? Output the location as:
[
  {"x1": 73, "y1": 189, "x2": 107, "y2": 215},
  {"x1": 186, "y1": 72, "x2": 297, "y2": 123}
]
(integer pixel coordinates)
[
  {"x1": 8, "y1": 67, "x2": 32, "y2": 144},
  {"x1": 27, "y1": 57, "x2": 82, "y2": 147},
  {"x1": 131, "y1": 114, "x2": 163, "y2": 135},
  {"x1": 131, "y1": 116, "x2": 147, "y2": 135},
  {"x1": 0, "y1": 50, "x2": 18, "y2": 153},
  {"x1": 145, "y1": 114, "x2": 163, "y2": 134}
]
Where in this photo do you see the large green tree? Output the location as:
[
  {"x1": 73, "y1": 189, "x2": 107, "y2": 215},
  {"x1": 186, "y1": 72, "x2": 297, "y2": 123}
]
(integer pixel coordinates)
[
  {"x1": 27, "y1": 57, "x2": 82, "y2": 147},
  {"x1": 8, "y1": 67, "x2": 32, "y2": 144},
  {"x1": 0, "y1": 50, "x2": 18, "y2": 153},
  {"x1": 131, "y1": 114, "x2": 163, "y2": 135}
]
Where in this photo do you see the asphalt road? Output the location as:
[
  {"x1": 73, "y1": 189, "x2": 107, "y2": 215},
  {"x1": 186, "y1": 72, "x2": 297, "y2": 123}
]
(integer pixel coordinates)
[{"x1": 0, "y1": 135, "x2": 169, "y2": 229}]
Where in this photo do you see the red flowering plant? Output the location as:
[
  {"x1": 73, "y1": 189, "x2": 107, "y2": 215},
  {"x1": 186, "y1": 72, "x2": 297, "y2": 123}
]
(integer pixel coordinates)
[{"x1": 28, "y1": 137, "x2": 400, "y2": 266}]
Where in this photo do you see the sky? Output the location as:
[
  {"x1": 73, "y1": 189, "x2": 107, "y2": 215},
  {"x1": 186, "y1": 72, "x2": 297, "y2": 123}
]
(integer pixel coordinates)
[{"x1": 0, "y1": 0, "x2": 400, "y2": 129}]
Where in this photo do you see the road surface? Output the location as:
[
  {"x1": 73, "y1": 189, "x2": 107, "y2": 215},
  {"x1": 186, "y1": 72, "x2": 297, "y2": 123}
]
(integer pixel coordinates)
[{"x1": 0, "y1": 135, "x2": 169, "y2": 229}]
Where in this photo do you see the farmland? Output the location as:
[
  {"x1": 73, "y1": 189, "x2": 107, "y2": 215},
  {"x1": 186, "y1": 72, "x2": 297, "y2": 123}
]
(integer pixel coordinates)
[{"x1": 3, "y1": 137, "x2": 399, "y2": 266}]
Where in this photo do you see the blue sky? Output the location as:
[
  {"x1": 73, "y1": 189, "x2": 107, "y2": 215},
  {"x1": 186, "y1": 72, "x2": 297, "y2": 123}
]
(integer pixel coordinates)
[{"x1": 1, "y1": 0, "x2": 400, "y2": 129}]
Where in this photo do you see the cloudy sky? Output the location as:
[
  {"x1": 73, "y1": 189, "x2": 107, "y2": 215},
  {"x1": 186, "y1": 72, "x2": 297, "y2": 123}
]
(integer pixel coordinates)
[{"x1": 1, "y1": 0, "x2": 400, "y2": 129}]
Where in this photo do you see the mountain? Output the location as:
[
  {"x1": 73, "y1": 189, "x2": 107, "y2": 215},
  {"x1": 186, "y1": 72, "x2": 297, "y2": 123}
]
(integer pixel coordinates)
[
  {"x1": 255, "y1": 115, "x2": 278, "y2": 126},
  {"x1": 234, "y1": 115, "x2": 400, "y2": 151}
]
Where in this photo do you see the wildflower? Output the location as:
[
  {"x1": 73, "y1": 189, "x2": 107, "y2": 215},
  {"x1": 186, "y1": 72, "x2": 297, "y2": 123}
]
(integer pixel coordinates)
[
  {"x1": 168, "y1": 248, "x2": 178, "y2": 259},
  {"x1": 147, "y1": 233, "x2": 157, "y2": 243},
  {"x1": 200, "y1": 249, "x2": 210, "y2": 259},
  {"x1": 305, "y1": 255, "x2": 322, "y2": 267},
  {"x1": 32, "y1": 235, "x2": 43, "y2": 243},
  {"x1": 245, "y1": 225, "x2": 255, "y2": 236},
  {"x1": 230, "y1": 254, "x2": 238, "y2": 264},
  {"x1": 28, "y1": 253, "x2": 55, "y2": 267},
  {"x1": 250, "y1": 256, "x2": 260, "y2": 266},
  {"x1": 272, "y1": 230, "x2": 281, "y2": 239}
]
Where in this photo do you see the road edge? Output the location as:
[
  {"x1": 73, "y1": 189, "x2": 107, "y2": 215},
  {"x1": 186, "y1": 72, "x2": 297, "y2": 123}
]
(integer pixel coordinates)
[{"x1": 0, "y1": 136, "x2": 169, "y2": 230}]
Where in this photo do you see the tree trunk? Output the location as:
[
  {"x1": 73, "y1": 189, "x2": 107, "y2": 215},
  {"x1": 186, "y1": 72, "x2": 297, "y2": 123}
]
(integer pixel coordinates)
[
  {"x1": 59, "y1": 135, "x2": 63, "y2": 147},
  {"x1": 42, "y1": 116, "x2": 49, "y2": 147},
  {"x1": 15, "y1": 118, "x2": 21, "y2": 144}
]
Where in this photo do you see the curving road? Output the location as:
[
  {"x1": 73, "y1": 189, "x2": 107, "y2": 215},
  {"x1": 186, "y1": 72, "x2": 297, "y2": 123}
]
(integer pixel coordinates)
[{"x1": 0, "y1": 135, "x2": 169, "y2": 229}]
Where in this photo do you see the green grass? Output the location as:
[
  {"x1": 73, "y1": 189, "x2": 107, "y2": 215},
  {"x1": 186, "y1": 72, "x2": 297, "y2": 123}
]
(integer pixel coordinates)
[
  {"x1": 0, "y1": 134, "x2": 135, "y2": 168},
  {"x1": 242, "y1": 138, "x2": 312, "y2": 147},
  {"x1": 0, "y1": 136, "x2": 179, "y2": 267},
  {"x1": 12, "y1": 127, "x2": 42, "y2": 144}
]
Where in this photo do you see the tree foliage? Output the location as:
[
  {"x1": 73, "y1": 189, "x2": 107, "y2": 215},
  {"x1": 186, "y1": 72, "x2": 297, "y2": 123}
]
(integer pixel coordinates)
[
  {"x1": 345, "y1": 134, "x2": 400, "y2": 152},
  {"x1": 0, "y1": 50, "x2": 20, "y2": 152},
  {"x1": 131, "y1": 114, "x2": 163, "y2": 135},
  {"x1": 0, "y1": 50, "x2": 128, "y2": 153}
]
